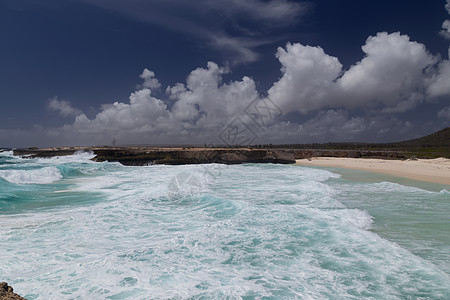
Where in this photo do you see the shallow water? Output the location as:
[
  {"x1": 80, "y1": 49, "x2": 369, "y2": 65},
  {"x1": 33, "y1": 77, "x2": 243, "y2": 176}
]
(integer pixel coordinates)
[{"x1": 0, "y1": 151, "x2": 449, "y2": 299}]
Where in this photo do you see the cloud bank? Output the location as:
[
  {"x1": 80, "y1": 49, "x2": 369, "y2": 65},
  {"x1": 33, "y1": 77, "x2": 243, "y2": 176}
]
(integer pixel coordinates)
[
  {"x1": 29, "y1": 32, "x2": 446, "y2": 147},
  {"x1": 2, "y1": 30, "x2": 449, "y2": 147}
]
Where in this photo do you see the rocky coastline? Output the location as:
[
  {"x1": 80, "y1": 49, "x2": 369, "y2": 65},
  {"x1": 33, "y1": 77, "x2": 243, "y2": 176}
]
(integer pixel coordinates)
[
  {"x1": 92, "y1": 148, "x2": 297, "y2": 165},
  {"x1": 0, "y1": 283, "x2": 25, "y2": 300},
  {"x1": 11, "y1": 147, "x2": 295, "y2": 165},
  {"x1": 6, "y1": 146, "x2": 413, "y2": 166}
]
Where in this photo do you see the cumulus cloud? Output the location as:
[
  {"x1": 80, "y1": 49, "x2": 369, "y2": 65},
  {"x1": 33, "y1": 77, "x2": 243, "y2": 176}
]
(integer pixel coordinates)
[
  {"x1": 42, "y1": 31, "x2": 450, "y2": 146},
  {"x1": 270, "y1": 32, "x2": 441, "y2": 114},
  {"x1": 430, "y1": 0, "x2": 450, "y2": 96},
  {"x1": 427, "y1": 57, "x2": 450, "y2": 97},
  {"x1": 441, "y1": 20, "x2": 450, "y2": 40},
  {"x1": 53, "y1": 63, "x2": 260, "y2": 145},
  {"x1": 66, "y1": 88, "x2": 169, "y2": 145},
  {"x1": 171, "y1": 62, "x2": 257, "y2": 126},
  {"x1": 440, "y1": 0, "x2": 450, "y2": 39},
  {"x1": 338, "y1": 32, "x2": 436, "y2": 112},
  {"x1": 139, "y1": 68, "x2": 161, "y2": 90},
  {"x1": 48, "y1": 97, "x2": 82, "y2": 117},
  {"x1": 268, "y1": 42, "x2": 342, "y2": 113}
]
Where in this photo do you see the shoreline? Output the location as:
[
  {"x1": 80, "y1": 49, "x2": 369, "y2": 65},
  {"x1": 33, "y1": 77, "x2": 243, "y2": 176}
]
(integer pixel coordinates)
[
  {"x1": 3, "y1": 148, "x2": 449, "y2": 184},
  {"x1": 296, "y1": 157, "x2": 450, "y2": 185}
]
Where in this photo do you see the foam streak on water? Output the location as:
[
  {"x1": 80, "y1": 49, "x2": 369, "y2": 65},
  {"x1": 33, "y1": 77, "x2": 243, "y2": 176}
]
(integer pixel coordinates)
[{"x1": 0, "y1": 152, "x2": 449, "y2": 299}]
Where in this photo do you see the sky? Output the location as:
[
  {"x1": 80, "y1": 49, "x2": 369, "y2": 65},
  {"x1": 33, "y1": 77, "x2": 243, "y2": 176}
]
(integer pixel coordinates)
[{"x1": 1, "y1": 0, "x2": 450, "y2": 147}]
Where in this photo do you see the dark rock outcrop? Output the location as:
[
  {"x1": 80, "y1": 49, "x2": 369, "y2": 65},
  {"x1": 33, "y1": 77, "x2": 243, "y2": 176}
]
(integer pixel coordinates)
[
  {"x1": 92, "y1": 149, "x2": 296, "y2": 165},
  {"x1": 0, "y1": 282, "x2": 26, "y2": 300},
  {"x1": 12, "y1": 146, "x2": 414, "y2": 165},
  {"x1": 13, "y1": 148, "x2": 77, "y2": 157}
]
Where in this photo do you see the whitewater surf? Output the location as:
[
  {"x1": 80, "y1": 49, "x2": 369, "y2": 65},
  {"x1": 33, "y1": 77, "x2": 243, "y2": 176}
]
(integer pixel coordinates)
[{"x1": 0, "y1": 151, "x2": 449, "y2": 299}]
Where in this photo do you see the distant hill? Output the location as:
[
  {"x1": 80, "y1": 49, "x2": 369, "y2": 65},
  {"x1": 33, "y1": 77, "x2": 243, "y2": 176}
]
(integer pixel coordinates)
[
  {"x1": 391, "y1": 127, "x2": 450, "y2": 147},
  {"x1": 255, "y1": 127, "x2": 450, "y2": 158}
]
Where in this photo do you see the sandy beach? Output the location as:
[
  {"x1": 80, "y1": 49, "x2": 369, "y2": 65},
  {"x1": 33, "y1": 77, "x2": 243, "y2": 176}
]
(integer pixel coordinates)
[{"x1": 296, "y1": 157, "x2": 450, "y2": 185}]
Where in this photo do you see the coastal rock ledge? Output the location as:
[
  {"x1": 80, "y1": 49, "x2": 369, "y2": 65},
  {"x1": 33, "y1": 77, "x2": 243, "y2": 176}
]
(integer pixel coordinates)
[
  {"x1": 0, "y1": 283, "x2": 26, "y2": 300},
  {"x1": 12, "y1": 148, "x2": 296, "y2": 166},
  {"x1": 92, "y1": 149, "x2": 296, "y2": 165}
]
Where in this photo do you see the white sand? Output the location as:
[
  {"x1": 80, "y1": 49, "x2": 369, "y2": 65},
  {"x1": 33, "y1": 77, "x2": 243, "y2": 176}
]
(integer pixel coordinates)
[{"x1": 296, "y1": 157, "x2": 450, "y2": 185}]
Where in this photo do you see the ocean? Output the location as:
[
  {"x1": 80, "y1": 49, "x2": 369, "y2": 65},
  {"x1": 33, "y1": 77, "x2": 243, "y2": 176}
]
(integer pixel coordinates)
[{"x1": 0, "y1": 150, "x2": 449, "y2": 299}]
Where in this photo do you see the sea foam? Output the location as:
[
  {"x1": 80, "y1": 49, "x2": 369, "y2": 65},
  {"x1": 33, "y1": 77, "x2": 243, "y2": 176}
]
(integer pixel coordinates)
[
  {"x1": 1, "y1": 161, "x2": 450, "y2": 299},
  {"x1": 0, "y1": 150, "x2": 14, "y2": 157},
  {"x1": 0, "y1": 167, "x2": 63, "y2": 184}
]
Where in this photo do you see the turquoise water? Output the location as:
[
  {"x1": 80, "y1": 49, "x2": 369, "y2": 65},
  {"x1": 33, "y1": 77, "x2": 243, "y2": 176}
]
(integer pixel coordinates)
[{"x1": 0, "y1": 151, "x2": 449, "y2": 299}]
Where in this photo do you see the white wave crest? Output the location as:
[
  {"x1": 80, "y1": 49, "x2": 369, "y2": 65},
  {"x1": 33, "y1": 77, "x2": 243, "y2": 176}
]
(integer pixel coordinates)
[
  {"x1": 0, "y1": 150, "x2": 14, "y2": 157},
  {"x1": 333, "y1": 209, "x2": 374, "y2": 230},
  {"x1": 0, "y1": 167, "x2": 63, "y2": 184},
  {"x1": 439, "y1": 189, "x2": 449, "y2": 194},
  {"x1": 37, "y1": 150, "x2": 96, "y2": 164}
]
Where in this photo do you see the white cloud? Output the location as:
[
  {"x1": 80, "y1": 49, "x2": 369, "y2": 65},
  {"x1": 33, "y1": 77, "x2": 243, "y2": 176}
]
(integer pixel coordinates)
[
  {"x1": 440, "y1": 0, "x2": 450, "y2": 39},
  {"x1": 427, "y1": 58, "x2": 450, "y2": 97},
  {"x1": 338, "y1": 32, "x2": 435, "y2": 112},
  {"x1": 55, "y1": 62, "x2": 260, "y2": 145},
  {"x1": 139, "y1": 68, "x2": 161, "y2": 90},
  {"x1": 268, "y1": 42, "x2": 342, "y2": 113},
  {"x1": 433, "y1": 1, "x2": 450, "y2": 95},
  {"x1": 440, "y1": 20, "x2": 450, "y2": 40},
  {"x1": 269, "y1": 32, "x2": 439, "y2": 114},
  {"x1": 48, "y1": 97, "x2": 82, "y2": 117},
  {"x1": 171, "y1": 62, "x2": 257, "y2": 126},
  {"x1": 68, "y1": 88, "x2": 169, "y2": 142},
  {"x1": 42, "y1": 32, "x2": 449, "y2": 146}
]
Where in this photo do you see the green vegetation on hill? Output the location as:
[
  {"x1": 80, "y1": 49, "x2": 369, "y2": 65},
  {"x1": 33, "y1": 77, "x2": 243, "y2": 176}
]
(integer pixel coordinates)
[
  {"x1": 254, "y1": 127, "x2": 450, "y2": 158},
  {"x1": 389, "y1": 127, "x2": 450, "y2": 147},
  {"x1": 376, "y1": 127, "x2": 450, "y2": 158}
]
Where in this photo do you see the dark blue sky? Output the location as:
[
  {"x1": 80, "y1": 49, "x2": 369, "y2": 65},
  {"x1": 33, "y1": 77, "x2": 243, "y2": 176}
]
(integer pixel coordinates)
[{"x1": 1, "y1": 0, "x2": 449, "y2": 147}]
